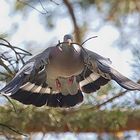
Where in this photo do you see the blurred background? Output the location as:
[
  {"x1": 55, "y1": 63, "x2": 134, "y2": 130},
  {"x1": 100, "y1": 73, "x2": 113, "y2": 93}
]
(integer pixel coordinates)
[{"x1": 0, "y1": 0, "x2": 140, "y2": 139}]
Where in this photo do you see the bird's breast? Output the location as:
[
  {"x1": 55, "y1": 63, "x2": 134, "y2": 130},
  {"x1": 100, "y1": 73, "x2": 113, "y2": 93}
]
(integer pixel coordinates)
[{"x1": 48, "y1": 48, "x2": 84, "y2": 78}]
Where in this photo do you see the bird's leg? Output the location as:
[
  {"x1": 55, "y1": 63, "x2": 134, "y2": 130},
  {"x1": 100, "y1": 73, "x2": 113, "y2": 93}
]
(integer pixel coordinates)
[
  {"x1": 68, "y1": 76, "x2": 74, "y2": 85},
  {"x1": 56, "y1": 79, "x2": 61, "y2": 90}
]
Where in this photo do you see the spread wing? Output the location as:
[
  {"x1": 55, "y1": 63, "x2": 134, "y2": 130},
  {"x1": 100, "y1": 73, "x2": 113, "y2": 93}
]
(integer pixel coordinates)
[
  {"x1": 77, "y1": 68, "x2": 109, "y2": 93},
  {"x1": 0, "y1": 47, "x2": 83, "y2": 107},
  {"x1": 79, "y1": 48, "x2": 140, "y2": 93}
]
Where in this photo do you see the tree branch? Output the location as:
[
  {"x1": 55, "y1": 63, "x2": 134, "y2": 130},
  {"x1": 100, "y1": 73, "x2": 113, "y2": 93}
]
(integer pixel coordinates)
[
  {"x1": 0, "y1": 105, "x2": 140, "y2": 133},
  {"x1": 0, "y1": 123, "x2": 28, "y2": 137},
  {"x1": 63, "y1": 0, "x2": 81, "y2": 43}
]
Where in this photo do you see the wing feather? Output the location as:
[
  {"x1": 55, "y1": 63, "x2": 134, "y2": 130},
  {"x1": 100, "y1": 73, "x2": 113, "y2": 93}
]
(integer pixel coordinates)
[
  {"x1": 77, "y1": 68, "x2": 109, "y2": 93},
  {"x1": 83, "y1": 48, "x2": 140, "y2": 91},
  {"x1": 97, "y1": 61, "x2": 140, "y2": 90}
]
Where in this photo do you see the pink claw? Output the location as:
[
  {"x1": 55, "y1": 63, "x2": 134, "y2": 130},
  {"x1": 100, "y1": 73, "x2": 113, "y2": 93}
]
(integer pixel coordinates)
[
  {"x1": 68, "y1": 76, "x2": 74, "y2": 85},
  {"x1": 56, "y1": 79, "x2": 61, "y2": 90}
]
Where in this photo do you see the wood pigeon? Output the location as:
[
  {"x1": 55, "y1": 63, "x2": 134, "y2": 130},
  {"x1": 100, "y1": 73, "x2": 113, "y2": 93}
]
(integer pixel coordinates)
[{"x1": 1, "y1": 34, "x2": 140, "y2": 107}]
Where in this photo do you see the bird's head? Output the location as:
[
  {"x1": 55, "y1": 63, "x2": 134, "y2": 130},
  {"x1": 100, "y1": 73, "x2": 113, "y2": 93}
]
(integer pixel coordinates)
[{"x1": 63, "y1": 34, "x2": 73, "y2": 45}]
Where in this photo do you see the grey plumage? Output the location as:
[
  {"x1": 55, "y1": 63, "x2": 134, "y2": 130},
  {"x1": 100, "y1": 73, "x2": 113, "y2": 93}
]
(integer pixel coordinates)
[{"x1": 0, "y1": 34, "x2": 140, "y2": 107}]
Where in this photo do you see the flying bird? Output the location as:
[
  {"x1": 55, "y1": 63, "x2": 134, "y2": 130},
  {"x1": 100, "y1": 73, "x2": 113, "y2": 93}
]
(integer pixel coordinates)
[{"x1": 1, "y1": 34, "x2": 140, "y2": 107}]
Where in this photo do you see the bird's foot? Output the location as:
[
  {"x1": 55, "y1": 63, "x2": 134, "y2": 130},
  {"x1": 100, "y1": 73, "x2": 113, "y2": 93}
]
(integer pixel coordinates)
[
  {"x1": 56, "y1": 79, "x2": 61, "y2": 90},
  {"x1": 68, "y1": 76, "x2": 74, "y2": 85}
]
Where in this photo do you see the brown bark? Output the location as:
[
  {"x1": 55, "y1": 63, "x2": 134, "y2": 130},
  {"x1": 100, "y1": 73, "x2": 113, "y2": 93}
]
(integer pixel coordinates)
[
  {"x1": 63, "y1": 0, "x2": 81, "y2": 43},
  {"x1": 25, "y1": 110, "x2": 140, "y2": 133},
  {"x1": 1, "y1": 105, "x2": 140, "y2": 134}
]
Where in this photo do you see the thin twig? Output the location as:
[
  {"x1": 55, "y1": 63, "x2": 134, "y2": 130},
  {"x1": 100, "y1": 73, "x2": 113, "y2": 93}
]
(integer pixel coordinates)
[
  {"x1": 56, "y1": 41, "x2": 90, "y2": 57},
  {"x1": 85, "y1": 90, "x2": 128, "y2": 111},
  {"x1": 50, "y1": 0, "x2": 60, "y2": 5},
  {"x1": 0, "y1": 38, "x2": 32, "y2": 112},
  {"x1": 0, "y1": 59, "x2": 13, "y2": 75},
  {"x1": 1, "y1": 54, "x2": 17, "y2": 73},
  {"x1": 39, "y1": 0, "x2": 48, "y2": 13},
  {"x1": 2, "y1": 94, "x2": 17, "y2": 113},
  {"x1": 95, "y1": 90, "x2": 128, "y2": 109},
  {"x1": 0, "y1": 39, "x2": 21, "y2": 63},
  {"x1": 68, "y1": 90, "x2": 128, "y2": 114},
  {"x1": 0, "y1": 123, "x2": 28, "y2": 137},
  {"x1": 0, "y1": 72, "x2": 10, "y2": 77},
  {"x1": 0, "y1": 38, "x2": 32, "y2": 66},
  {"x1": 0, "y1": 38, "x2": 11, "y2": 46},
  {"x1": 13, "y1": 46, "x2": 32, "y2": 56},
  {"x1": 81, "y1": 36, "x2": 98, "y2": 46},
  {"x1": 0, "y1": 42, "x2": 32, "y2": 56},
  {"x1": 17, "y1": 0, "x2": 47, "y2": 14}
]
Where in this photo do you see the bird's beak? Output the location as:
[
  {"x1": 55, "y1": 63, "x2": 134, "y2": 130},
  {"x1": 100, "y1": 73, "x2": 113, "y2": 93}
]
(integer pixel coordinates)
[{"x1": 67, "y1": 39, "x2": 72, "y2": 46}]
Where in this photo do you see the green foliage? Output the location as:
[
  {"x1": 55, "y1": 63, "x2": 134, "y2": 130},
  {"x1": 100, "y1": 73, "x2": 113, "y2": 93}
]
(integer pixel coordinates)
[
  {"x1": 14, "y1": 0, "x2": 36, "y2": 12},
  {"x1": 0, "y1": 103, "x2": 130, "y2": 134},
  {"x1": 14, "y1": 1, "x2": 26, "y2": 11}
]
